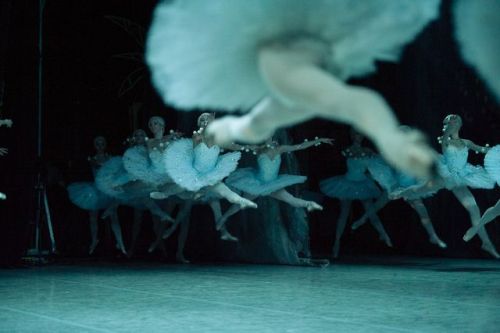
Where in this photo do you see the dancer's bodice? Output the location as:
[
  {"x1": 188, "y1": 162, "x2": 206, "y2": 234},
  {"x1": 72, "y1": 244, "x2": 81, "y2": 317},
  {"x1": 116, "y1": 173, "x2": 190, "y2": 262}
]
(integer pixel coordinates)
[
  {"x1": 443, "y1": 145, "x2": 469, "y2": 169},
  {"x1": 257, "y1": 154, "x2": 282, "y2": 182},
  {"x1": 194, "y1": 143, "x2": 220, "y2": 173},
  {"x1": 345, "y1": 158, "x2": 370, "y2": 181}
]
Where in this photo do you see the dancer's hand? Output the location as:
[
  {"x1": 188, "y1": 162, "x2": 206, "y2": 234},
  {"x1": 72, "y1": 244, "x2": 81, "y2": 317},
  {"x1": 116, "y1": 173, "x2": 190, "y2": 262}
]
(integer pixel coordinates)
[
  {"x1": 0, "y1": 147, "x2": 8, "y2": 156},
  {"x1": 0, "y1": 119, "x2": 13, "y2": 127}
]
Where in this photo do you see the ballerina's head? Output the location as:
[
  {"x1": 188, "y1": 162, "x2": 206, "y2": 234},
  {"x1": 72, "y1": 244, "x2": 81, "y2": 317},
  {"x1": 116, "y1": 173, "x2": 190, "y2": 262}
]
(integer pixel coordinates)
[
  {"x1": 148, "y1": 116, "x2": 165, "y2": 137},
  {"x1": 93, "y1": 136, "x2": 107, "y2": 153},
  {"x1": 442, "y1": 114, "x2": 462, "y2": 135},
  {"x1": 197, "y1": 113, "x2": 215, "y2": 129}
]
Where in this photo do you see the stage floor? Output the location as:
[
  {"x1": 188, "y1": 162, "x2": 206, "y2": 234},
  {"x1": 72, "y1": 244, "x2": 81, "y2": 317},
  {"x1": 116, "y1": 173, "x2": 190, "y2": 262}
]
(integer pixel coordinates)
[{"x1": 1, "y1": 257, "x2": 499, "y2": 333}]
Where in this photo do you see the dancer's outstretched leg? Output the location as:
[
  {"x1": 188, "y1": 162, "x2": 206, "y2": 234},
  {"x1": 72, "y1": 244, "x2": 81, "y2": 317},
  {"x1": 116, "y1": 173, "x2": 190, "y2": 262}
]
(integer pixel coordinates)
[
  {"x1": 452, "y1": 187, "x2": 499, "y2": 258},
  {"x1": 216, "y1": 194, "x2": 258, "y2": 231},
  {"x1": 208, "y1": 200, "x2": 238, "y2": 242},
  {"x1": 407, "y1": 199, "x2": 447, "y2": 248},
  {"x1": 144, "y1": 199, "x2": 175, "y2": 222},
  {"x1": 361, "y1": 200, "x2": 393, "y2": 248},
  {"x1": 176, "y1": 207, "x2": 192, "y2": 264},
  {"x1": 352, "y1": 193, "x2": 389, "y2": 230},
  {"x1": 89, "y1": 211, "x2": 99, "y2": 254},
  {"x1": 464, "y1": 199, "x2": 500, "y2": 241},
  {"x1": 270, "y1": 189, "x2": 323, "y2": 211},
  {"x1": 333, "y1": 200, "x2": 351, "y2": 258},
  {"x1": 211, "y1": 183, "x2": 257, "y2": 209},
  {"x1": 109, "y1": 211, "x2": 127, "y2": 255},
  {"x1": 207, "y1": 47, "x2": 435, "y2": 178}
]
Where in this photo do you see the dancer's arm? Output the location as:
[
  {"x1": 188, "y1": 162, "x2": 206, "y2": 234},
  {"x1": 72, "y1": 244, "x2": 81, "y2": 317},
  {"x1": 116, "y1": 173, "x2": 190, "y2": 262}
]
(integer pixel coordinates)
[
  {"x1": 276, "y1": 138, "x2": 333, "y2": 154},
  {"x1": 463, "y1": 139, "x2": 490, "y2": 154}
]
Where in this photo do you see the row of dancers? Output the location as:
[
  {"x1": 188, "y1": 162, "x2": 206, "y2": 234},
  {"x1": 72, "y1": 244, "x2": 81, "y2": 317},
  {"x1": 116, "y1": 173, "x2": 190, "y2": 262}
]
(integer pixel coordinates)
[{"x1": 67, "y1": 112, "x2": 500, "y2": 262}]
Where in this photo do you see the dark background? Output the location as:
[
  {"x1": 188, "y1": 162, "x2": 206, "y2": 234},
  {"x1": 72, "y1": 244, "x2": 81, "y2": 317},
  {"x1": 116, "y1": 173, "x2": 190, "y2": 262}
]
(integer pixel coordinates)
[{"x1": 1, "y1": 0, "x2": 499, "y2": 265}]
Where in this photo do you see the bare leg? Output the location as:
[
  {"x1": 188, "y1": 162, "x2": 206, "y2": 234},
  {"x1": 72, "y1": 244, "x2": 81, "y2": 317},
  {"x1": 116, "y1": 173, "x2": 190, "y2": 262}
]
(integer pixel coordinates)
[
  {"x1": 143, "y1": 199, "x2": 175, "y2": 222},
  {"x1": 216, "y1": 194, "x2": 259, "y2": 231},
  {"x1": 207, "y1": 46, "x2": 434, "y2": 178},
  {"x1": 270, "y1": 189, "x2": 323, "y2": 211},
  {"x1": 176, "y1": 205, "x2": 192, "y2": 264},
  {"x1": 407, "y1": 199, "x2": 447, "y2": 248},
  {"x1": 151, "y1": 216, "x2": 168, "y2": 257},
  {"x1": 89, "y1": 210, "x2": 99, "y2": 254},
  {"x1": 352, "y1": 193, "x2": 389, "y2": 230},
  {"x1": 452, "y1": 187, "x2": 499, "y2": 258},
  {"x1": 109, "y1": 211, "x2": 127, "y2": 255},
  {"x1": 211, "y1": 183, "x2": 257, "y2": 209},
  {"x1": 208, "y1": 200, "x2": 238, "y2": 242},
  {"x1": 333, "y1": 200, "x2": 351, "y2": 258},
  {"x1": 361, "y1": 200, "x2": 393, "y2": 248},
  {"x1": 101, "y1": 201, "x2": 120, "y2": 219},
  {"x1": 128, "y1": 209, "x2": 143, "y2": 257},
  {"x1": 464, "y1": 199, "x2": 500, "y2": 241}
]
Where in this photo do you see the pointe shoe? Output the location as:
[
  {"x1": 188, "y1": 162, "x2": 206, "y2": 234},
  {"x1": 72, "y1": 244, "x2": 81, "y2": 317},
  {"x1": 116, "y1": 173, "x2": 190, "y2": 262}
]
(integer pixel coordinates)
[
  {"x1": 430, "y1": 236, "x2": 447, "y2": 249},
  {"x1": 351, "y1": 218, "x2": 366, "y2": 230},
  {"x1": 463, "y1": 226, "x2": 478, "y2": 242},
  {"x1": 220, "y1": 232, "x2": 239, "y2": 242},
  {"x1": 481, "y1": 243, "x2": 500, "y2": 259},
  {"x1": 306, "y1": 202, "x2": 323, "y2": 212},
  {"x1": 89, "y1": 240, "x2": 99, "y2": 255},
  {"x1": 176, "y1": 253, "x2": 190, "y2": 264}
]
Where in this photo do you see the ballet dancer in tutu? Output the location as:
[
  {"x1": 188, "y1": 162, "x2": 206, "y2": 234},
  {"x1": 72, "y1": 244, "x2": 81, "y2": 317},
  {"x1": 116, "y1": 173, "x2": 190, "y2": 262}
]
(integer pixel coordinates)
[
  {"x1": 146, "y1": 0, "x2": 441, "y2": 179},
  {"x1": 320, "y1": 130, "x2": 392, "y2": 258},
  {"x1": 67, "y1": 136, "x2": 127, "y2": 255},
  {"x1": 396, "y1": 115, "x2": 498, "y2": 257},
  {"x1": 216, "y1": 136, "x2": 330, "y2": 231},
  {"x1": 351, "y1": 127, "x2": 447, "y2": 249}
]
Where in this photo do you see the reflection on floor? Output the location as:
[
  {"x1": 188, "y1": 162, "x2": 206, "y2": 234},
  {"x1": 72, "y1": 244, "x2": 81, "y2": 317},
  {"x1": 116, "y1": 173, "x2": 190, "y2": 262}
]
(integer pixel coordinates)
[{"x1": 1, "y1": 257, "x2": 499, "y2": 333}]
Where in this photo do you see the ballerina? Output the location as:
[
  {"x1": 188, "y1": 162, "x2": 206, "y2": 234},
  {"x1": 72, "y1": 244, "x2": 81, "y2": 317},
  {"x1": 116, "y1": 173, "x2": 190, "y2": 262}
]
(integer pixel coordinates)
[
  {"x1": 67, "y1": 136, "x2": 127, "y2": 255},
  {"x1": 146, "y1": 0, "x2": 440, "y2": 179},
  {"x1": 351, "y1": 150, "x2": 447, "y2": 248},
  {"x1": 397, "y1": 115, "x2": 498, "y2": 257},
  {"x1": 215, "y1": 136, "x2": 330, "y2": 231},
  {"x1": 320, "y1": 130, "x2": 392, "y2": 258},
  {"x1": 153, "y1": 113, "x2": 258, "y2": 209},
  {"x1": 462, "y1": 145, "x2": 500, "y2": 241}
]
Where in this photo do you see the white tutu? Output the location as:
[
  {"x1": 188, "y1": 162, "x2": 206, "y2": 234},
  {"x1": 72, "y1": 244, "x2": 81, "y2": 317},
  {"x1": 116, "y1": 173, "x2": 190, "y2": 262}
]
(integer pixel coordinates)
[
  {"x1": 453, "y1": 0, "x2": 500, "y2": 101},
  {"x1": 147, "y1": 0, "x2": 440, "y2": 110}
]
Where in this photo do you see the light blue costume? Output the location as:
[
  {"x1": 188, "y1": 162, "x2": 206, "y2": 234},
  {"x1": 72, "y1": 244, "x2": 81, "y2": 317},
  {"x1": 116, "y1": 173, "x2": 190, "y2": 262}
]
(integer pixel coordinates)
[
  {"x1": 164, "y1": 138, "x2": 241, "y2": 192},
  {"x1": 320, "y1": 157, "x2": 381, "y2": 200},
  {"x1": 485, "y1": 145, "x2": 500, "y2": 185},
  {"x1": 437, "y1": 146, "x2": 495, "y2": 189},
  {"x1": 226, "y1": 154, "x2": 305, "y2": 196}
]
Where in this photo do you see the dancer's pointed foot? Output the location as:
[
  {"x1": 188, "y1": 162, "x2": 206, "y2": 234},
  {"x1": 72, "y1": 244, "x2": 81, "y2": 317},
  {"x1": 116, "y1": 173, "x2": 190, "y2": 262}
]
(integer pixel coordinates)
[
  {"x1": 220, "y1": 231, "x2": 239, "y2": 242},
  {"x1": 463, "y1": 226, "x2": 478, "y2": 242},
  {"x1": 481, "y1": 243, "x2": 500, "y2": 259},
  {"x1": 305, "y1": 202, "x2": 323, "y2": 212},
  {"x1": 332, "y1": 240, "x2": 340, "y2": 259},
  {"x1": 206, "y1": 115, "x2": 272, "y2": 146},
  {"x1": 238, "y1": 197, "x2": 257, "y2": 209},
  {"x1": 351, "y1": 217, "x2": 367, "y2": 230},
  {"x1": 89, "y1": 239, "x2": 99, "y2": 255},
  {"x1": 176, "y1": 253, "x2": 190, "y2": 264},
  {"x1": 381, "y1": 236, "x2": 393, "y2": 248},
  {"x1": 430, "y1": 236, "x2": 447, "y2": 249}
]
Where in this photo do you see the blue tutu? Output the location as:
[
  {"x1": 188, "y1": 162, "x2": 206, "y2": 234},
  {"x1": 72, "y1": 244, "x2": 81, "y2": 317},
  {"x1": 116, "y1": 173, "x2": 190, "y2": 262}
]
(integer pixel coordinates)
[
  {"x1": 226, "y1": 154, "x2": 306, "y2": 196},
  {"x1": 320, "y1": 158, "x2": 381, "y2": 200},
  {"x1": 122, "y1": 146, "x2": 171, "y2": 185},
  {"x1": 147, "y1": 0, "x2": 439, "y2": 110},
  {"x1": 367, "y1": 157, "x2": 436, "y2": 200},
  {"x1": 67, "y1": 182, "x2": 113, "y2": 211},
  {"x1": 95, "y1": 157, "x2": 151, "y2": 205},
  {"x1": 165, "y1": 138, "x2": 241, "y2": 192},
  {"x1": 485, "y1": 145, "x2": 500, "y2": 185},
  {"x1": 437, "y1": 146, "x2": 495, "y2": 189}
]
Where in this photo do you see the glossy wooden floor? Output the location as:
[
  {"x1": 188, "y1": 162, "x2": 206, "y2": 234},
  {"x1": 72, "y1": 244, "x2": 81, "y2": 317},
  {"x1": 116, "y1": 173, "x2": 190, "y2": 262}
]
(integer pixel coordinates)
[{"x1": 1, "y1": 257, "x2": 499, "y2": 332}]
